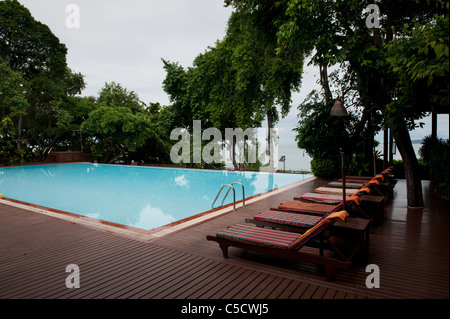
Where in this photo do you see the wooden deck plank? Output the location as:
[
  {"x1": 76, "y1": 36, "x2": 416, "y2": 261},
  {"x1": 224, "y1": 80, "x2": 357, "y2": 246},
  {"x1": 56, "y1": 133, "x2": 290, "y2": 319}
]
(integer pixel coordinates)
[
  {"x1": 103, "y1": 252, "x2": 202, "y2": 299},
  {"x1": 0, "y1": 178, "x2": 448, "y2": 302},
  {"x1": 131, "y1": 255, "x2": 218, "y2": 299},
  {"x1": 289, "y1": 282, "x2": 312, "y2": 299},
  {"x1": 265, "y1": 278, "x2": 294, "y2": 299},
  {"x1": 170, "y1": 263, "x2": 236, "y2": 299},
  {"x1": 55, "y1": 247, "x2": 176, "y2": 299},
  {"x1": 322, "y1": 288, "x2": 338, "y2": 299},
  {"x1": 243, "y1": 274, "x2": 278, "y2": 299},
  {"x1": 219, "y1": 269, "x2": 265, "y2": 299},
  {"x1": 149, "y1": 259, "x2": 220, "y2": 299},
  {"x1": 0, "y1": 237, "x2": 151, "y2": 296},
  {"x1": 276, "y1": 280, "x2": 302, "y2": 299},
  {"x1": 195, "y1": 266, "x2": 253, "y2": 299}
]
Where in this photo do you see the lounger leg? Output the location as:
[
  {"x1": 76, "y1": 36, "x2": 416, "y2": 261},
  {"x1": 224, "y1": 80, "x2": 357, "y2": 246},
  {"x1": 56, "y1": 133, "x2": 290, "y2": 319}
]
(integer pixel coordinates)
[
  {"x1": 219, "y1": 243, "x2": 229, "y2": 258},
  {"x1": 324, "y1": 264, "x2": 337, "y2": 281},
  {"x1": 319, "y1": 233, "x2": 324, "y2": 256}
]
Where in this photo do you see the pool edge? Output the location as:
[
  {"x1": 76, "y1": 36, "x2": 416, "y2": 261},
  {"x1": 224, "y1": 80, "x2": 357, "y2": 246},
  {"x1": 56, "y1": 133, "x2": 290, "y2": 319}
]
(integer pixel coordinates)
[{"x1": 0, "y1": 176, "x2": 316, "y2": 242}]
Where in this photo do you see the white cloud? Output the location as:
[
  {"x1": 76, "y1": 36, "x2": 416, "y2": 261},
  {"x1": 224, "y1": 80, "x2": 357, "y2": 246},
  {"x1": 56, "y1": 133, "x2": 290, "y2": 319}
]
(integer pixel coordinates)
[{"x1": 19, "y1": 0, "x2": 232, "y2": 104}]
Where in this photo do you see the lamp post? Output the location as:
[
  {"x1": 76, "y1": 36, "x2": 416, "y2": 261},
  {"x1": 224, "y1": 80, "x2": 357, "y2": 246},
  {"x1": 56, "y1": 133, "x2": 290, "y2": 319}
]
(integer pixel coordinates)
[
  {"x1": 279, "y1": 155, "x2": 286, "y2": 171},
  {"x1": 330, "y1": 98, "x2": 348, "y2": 209}
]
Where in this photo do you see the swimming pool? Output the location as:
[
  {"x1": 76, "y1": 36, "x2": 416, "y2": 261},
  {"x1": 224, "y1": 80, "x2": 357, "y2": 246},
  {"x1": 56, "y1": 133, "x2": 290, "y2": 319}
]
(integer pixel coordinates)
[{"x1": 0, "y1": 163, "x2": 312, "y2": 236}]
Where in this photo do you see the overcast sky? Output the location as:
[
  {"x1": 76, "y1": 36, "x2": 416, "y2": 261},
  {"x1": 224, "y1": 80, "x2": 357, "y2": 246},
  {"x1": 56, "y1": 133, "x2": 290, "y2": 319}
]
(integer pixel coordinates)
[{"x1": 17, "y1": 0, "x2": 449, "y2": 146}]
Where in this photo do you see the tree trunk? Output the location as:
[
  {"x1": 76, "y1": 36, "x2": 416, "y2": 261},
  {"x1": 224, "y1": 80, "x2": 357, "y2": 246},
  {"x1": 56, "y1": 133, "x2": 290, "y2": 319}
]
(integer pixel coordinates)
[
  {"x1": 109, "y1": 148, "x2": 125, "y2": 164},
  {"x1": 319, "y1": 63, "x2": 333, "y2": 105},
  {"x1": 17, "y1": 113, "x2": 23, "y2": 150},
  {"x1": 392, "y1": 123, "x2": 424, "y2": 208},
  {"x1": 267, "y1": 111, "x2": 274, "y2": 173},
  {"x1": 232, "y1": 135, "x2": 238, "y2": 170}
]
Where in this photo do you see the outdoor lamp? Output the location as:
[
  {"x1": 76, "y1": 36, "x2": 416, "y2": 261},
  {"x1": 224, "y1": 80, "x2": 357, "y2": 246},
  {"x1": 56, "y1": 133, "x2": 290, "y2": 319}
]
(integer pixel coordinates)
[
  {"x1": 330, "y1": 98, "x2": 348, "y2": 116},
  {"x1": 330, "y1": 98, "x2": 348, "y2": 208}
]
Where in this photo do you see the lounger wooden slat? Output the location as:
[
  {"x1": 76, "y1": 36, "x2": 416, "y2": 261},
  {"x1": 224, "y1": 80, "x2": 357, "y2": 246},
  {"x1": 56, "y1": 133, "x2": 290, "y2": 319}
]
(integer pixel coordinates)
[
  {"x1": 276, "y1": 201, "x2": 336, "y2": 215},
  {"x1": 296, "y1": 192, "x2": 343, "y2": 204},
  {"x1": 327, "y1": 181, "x2": 366, "y2": 189},
  {"x1": 207, "y1": 211, "x2": 351, "y2": 281},
  {"x1": 314, "y1": 187, "x2": 361, "y2": 196}
]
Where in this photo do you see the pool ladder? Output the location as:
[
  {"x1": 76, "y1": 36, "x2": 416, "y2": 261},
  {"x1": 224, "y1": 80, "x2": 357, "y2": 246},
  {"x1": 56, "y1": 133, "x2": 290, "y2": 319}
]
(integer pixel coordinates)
[{"x1": 212, "y1": 182, "x2": 245, "y2": 210}]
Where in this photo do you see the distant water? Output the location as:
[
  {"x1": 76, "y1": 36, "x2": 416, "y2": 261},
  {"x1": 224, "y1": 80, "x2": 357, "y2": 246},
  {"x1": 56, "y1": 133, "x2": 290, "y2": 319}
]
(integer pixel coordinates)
[
  {"x1": 279, "y1": 141, "x2": 426, "y2": 172},
  {"x1": 277, "y1": 144, "x2": 311, "y2": 172},
  {"x1": 224, "y1": 140, "x2": 426, "y2": 172},
  {"x1": 376, "y1": 141, "x2": 423, "y2": 162}
]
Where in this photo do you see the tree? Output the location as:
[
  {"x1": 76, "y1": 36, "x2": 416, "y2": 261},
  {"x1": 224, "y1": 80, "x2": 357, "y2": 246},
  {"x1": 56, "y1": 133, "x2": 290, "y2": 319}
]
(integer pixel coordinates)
[
  {"x1": 0, "y1": 57, "x2": 29, "y2": 161},
  {"x1": 224, "y1": 4, "x2": 304, "y2": 170},
  {"x1": 81, "y1": 82, "x2": 164, "y2": 164},
  {"x1": 293, "y1": 88, "x2": 369, "y2": 177},
  {"x1": 162, "y1": 6, "x2": 303, "y2": 170},
  {"x1": 1, "y1": 0, "x2": 86, "y2": 158},
  {"x1": 386, "y1": 11, "x2": 449, "y2": 126},
  {"x1": 97, "y1": 81, "x2": 143, "y2": 114},
  {"x1": 258, "y1": 0, "x2": 448, "y2": 207},
  {"x1": 81, "y1": 106, "x2": 152, "y2": 163}
]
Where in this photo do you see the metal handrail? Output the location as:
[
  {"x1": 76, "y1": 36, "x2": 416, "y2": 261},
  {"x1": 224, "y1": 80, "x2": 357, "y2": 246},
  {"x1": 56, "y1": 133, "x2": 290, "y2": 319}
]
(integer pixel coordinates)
[
  {"x1": 211, "y1": 182, "x2": 246, "y2": 211},
  {"x1": 230, "y1": 182, "x2": 245, "y2": 207},
  {"x1": 212, "y1": 184, "x2": 235, "y2": 210}
]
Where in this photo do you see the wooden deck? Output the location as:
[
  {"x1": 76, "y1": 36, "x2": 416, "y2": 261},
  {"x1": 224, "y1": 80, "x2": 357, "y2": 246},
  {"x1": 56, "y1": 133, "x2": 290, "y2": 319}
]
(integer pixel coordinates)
[{"x1": 0, "y1": 177, "x2": 448, "y2": 305}]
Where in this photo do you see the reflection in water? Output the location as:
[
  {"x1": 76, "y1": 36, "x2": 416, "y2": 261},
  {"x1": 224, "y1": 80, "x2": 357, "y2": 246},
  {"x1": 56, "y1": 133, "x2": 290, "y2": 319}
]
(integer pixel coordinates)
[
  {"x1": 174, "y1": 174, "x2": 188, "y2": 187},
  {"x1": 132, "y1": 204, "x2": 176, "y2": 230},
  {"x1": 0, "y1": 164, "x2": 310, "y2": 230}
]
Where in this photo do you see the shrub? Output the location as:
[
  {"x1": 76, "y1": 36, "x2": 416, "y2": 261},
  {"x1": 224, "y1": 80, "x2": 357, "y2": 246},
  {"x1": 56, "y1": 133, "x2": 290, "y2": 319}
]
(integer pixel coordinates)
[
  {"x1": 311, "y1": 158, "x2": 340, "y2": 179},
  {"x1": 420, "y1": 136, "x2": 450, "y2": 199}
]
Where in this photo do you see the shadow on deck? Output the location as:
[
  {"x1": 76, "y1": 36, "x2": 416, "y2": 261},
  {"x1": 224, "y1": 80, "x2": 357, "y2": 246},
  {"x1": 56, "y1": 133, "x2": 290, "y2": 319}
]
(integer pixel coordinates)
[{"x1": 0, "y1": 178, "x2": 448, "y2": 304}]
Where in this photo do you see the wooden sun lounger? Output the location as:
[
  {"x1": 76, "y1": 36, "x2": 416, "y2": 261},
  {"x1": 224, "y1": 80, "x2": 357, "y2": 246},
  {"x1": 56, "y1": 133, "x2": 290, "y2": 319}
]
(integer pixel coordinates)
[
  {"x1": 336, "y1": 175, "x2": 373, "y2": 182},
  {"x1": 246, "y1": 200, "x2": 343, "y2": 232},
  {"x1": 297, "y1": 191, "x2": 383, "y2": 223},
  {"x1": 296, "y1": 192, "x2": 343, "y2": 204},
  {"x1": 327, "y1": 181, "x2": 366, "y2": 189},
  {"x1": 207, "y1": 211, "x2": 351, "y2": 280},
  {"x1": 246, "y1": 209, "x2": 371, "y2": 263},
  {"x1": 246, "y1": 209, "x2": 325, "y2": 233},
  {"x1": 275, "y1": 201, "x2": 336, "y2": 215},
  {"x1": 314, "y1": 186, "x2": 361, "y2": 196}
]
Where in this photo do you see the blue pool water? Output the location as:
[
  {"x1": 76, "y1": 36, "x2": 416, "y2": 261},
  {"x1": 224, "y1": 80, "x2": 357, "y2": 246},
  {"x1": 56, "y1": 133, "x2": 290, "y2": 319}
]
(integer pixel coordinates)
[{"x1": 0, "y1": 163, "x2": 312, "y2": 230}]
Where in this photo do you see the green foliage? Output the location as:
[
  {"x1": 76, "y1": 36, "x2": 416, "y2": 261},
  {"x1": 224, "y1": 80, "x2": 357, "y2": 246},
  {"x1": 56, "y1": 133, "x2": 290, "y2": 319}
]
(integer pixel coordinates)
[
  {"x1": 162, "y1": 7, "x2": 303, "y2": 169},
  {"x1": 0, "y1": 0, "x2": 67, "y2": 77},
  {"x1": 79, "y1": 82, "x2": 173, "y2": 164},
  {"x1": 97, "y1": 82, "x2": 143, "y2": 113},
  {"x1": 1, "y1": 0, "x2": 87, "y2": 162},
  {"x1": 294, "y1": 96, "x2": 356, "y2": 158},
  {"x1": 419, "y1": 136, "x2": 450, "y2": 198},
  {"x1": 1, "y1": 2, "x2": 172, "y2": 166},
  {"x1": 257, "y1": 0, "x2": 448, "y2": 206},
  {"x1": 347, "y1": 152, "x2": 370, "y2": 177},
  {"x1": 0, "y1": 57, "x2": 29, "y2": 118},
  {"x1": 81, "y1": 106, "x2": 151, "y2": 163},
  {"x1": 293, "y1": 91, "x2": 372, "y2": 176},
  {"x1": 0, "y1": 57, "x2": 30, "y2": 162},
  {"x1": 392, "y1": 158, "x2": 430, "y2": 180},
  {"x1": 310, "y1": 158, "x2": 339, "y2": 180},
  {"x1": 386, "y1": 12, "x2": 449, "y2": 130}
]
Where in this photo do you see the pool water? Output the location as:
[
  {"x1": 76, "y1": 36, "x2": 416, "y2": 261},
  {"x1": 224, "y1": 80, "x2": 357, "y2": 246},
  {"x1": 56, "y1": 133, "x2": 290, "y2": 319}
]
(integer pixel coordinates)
[{"x1": 0, "y1": 163, "x2": 312, "y2": 230}]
